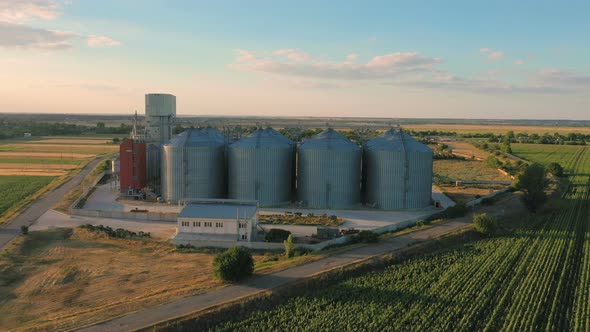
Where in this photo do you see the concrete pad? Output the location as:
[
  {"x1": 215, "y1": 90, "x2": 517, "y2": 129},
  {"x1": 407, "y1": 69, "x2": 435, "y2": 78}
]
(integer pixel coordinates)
[{"x1": 84, "y1": 183, "x2": 181, "y2": 213}]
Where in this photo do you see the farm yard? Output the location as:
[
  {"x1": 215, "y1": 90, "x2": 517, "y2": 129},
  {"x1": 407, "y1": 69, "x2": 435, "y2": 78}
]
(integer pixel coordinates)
[
  {"x1": 195, "y1": 145, "x2": 590, "y2": 332},
  {"x1": 0, "y1": 227, "x2": 317, "y2": 331}
]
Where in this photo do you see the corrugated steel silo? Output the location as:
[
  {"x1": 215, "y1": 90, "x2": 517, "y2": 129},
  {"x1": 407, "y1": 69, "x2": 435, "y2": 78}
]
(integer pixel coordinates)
[
  {"x1": 364, "y1": 128, "x2": 433, "y2": 209},
  {"x1": 228, "y1": 128, "x2": 294, "y2": 207},
  {"x1": 146, "y1": 143, "x2": 161, "y2": 190},
  {"x1": 298, "y1": 128, "x2": 361, "y2": 209},
  {"x1": 161, "y1": 128, "x2": 228, "y2": 203}
]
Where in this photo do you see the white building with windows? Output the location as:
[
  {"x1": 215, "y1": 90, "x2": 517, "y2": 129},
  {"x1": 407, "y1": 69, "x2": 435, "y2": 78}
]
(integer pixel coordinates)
[{"x1": 173, "y1": 200, "x2": 259, "y2": 247}]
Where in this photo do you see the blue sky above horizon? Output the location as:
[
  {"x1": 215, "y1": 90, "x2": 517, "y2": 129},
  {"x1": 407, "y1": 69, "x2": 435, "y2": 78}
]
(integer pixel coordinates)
[{"x1": 1, "y1": 0, "x2": 589, "y2": 119}]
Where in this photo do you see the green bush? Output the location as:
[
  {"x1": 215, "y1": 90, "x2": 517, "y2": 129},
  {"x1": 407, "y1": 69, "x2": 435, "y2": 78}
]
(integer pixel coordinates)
[
  {"x1": 213, "y1": 246, "x2": 254, "y2": 282},
  {"x1": 513, "y1": 163, "x2": 549, "y2": 213},
  {"x1": 79, "y1": 224, "x2": 150, "y2": 239},
  {"x1": 284, "y1": 234, "x2": 294, "y2": 258},
  {"x1": 486, "y1": 155, "x2": 502, "y2": 168},
  {"x1": 265, "y1": 229, "x2": 291, "y2": 243},
  {"x1": 473, "y1": 213, "x2": 497, "y2": 236},
  {"x1": 20, "y1": 225, "x2": 29, "y2": 235},
  {"x1": 547, "y1": 162, "x2": 564, "y2": 177},
  {"x1": 356, "y1": 230, "x2": 379, "y2": 243}
]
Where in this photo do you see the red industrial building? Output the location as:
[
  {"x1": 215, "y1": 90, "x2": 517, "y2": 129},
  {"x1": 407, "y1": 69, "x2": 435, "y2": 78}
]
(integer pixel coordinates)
[{"x1": 119, "y1": 139, "x2": 147, "y2": 196}]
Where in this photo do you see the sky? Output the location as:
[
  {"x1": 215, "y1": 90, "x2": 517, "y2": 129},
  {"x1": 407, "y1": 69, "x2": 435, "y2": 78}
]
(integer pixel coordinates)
[{"x1": 0, "y1": 0, "x2": 589, "y2": 119}]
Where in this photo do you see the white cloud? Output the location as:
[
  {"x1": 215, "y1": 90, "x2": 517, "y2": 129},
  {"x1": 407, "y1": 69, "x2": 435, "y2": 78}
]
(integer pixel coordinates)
[
  {"x1": 232, "y1": 49, "x2": 590, "y2": 95},
  {"x1": 393, "y1": 73, "x2": 572, "y2": 95},
  {"x1": 0, "y1": 0, "x2": 59, "y2": 23},
  {"x1": 346, "y1": 54, "x2": 359, "y2": 61},
  {"x1": 273, "y1": 49, "x2": 311, "y2": 62},
  {"x1": 0, "y1": 21, "x2": 73, "y2": 49},
  {"x1": 479, "y1": 48, "x2": 491, "y2": 53},
  {"x1": 535, "y1": 70, "x2": 590, "y2": 87},
  {"x1": 514, "y1": 59, "x2": 525, "y2": 65},
  {"x1": 487, "y1": 51, "x2": 504, "y2": 60},
  {"x1": 231, "y1": 49, "x2": 442, "y2": 80},
  {"x1": 0, "y1": 0, "x2": 120, "y2": 50},
  {"x1": 87, "y1": 35, "x2": 121, "y2": 47}
]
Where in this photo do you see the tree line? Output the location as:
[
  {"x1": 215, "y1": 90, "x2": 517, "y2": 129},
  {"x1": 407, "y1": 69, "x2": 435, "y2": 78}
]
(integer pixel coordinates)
[{"x1": 0, "y1": 120, "x2": 132, "y2": 139}]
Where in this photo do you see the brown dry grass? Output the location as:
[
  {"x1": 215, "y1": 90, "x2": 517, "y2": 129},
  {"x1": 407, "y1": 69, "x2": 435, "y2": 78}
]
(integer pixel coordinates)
[
  {"x1": 0, "y1": 229, "x2": 230, "y2": 331},
  {"x1": 9, "y1": 144, "x2": 117, "y2": 154},
  {"x1": 0, "y1": 152, "x2": 96, "y2": 158},
  {"x1": 0, "y1": 163, "x2": 79, "y2": 170},
  {"x1": 404, "y1": 124, "x2": 590, "y2": 135},
  {"x1": 0, "y1": 169, "x2": 68, "y2": 176},
  {"x1": 444, "y1": 141, "x2": 490, "y2": 160},
  {"x1": 434, "y1": 159, "x2": 510, "y2": 182},
  {"x1": 29, "y1": 139, "x2": 112, "y2": 145},
  {"x1": 0, "y1": 228, "x2": 323, "y2": 331}
]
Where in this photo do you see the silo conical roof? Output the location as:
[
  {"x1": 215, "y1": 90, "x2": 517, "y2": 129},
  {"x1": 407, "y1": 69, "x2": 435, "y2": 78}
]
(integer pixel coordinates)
[
  {"x1": 365, "y1": 128, "x2": 431, "y2": 152},
  {"x1": 300, "y1": 128, "x2": 360, "y2": 150},
  {"x1": 230, "y1": 128, "x2": 293, "y2": 148},
  {"x1": 166, "y1": 128, "x2": 227, "y2": 148}
]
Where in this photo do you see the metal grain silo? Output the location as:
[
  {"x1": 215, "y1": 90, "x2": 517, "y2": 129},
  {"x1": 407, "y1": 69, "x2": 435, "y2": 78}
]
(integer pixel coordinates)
[
  {"x1": 146, "y1": 143, "x2": 161, "y2": 191},
  {"x1": 298, "y1": 128, "x2": 361, "y2": 209},
  {"x1": 228, "y1": 128, "x2": 294, "y2": 207},
  {"x1": 161, "y1": 128, "x2": 228, "y2": 203},
  {"x1": 364, "y1": 128, "x2": 433, "y2": 209}
]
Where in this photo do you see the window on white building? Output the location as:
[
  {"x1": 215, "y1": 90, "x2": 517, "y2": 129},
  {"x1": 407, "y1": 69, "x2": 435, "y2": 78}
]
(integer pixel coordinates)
[
  {"x1": 216, "y1": 222, "x2": 223, "y2": 228},
  {"x1": 239, "y1": 223, "x2": 246, "y2": 229},
  {"x1": 193, "y1": 221, "x2": 200, "y2": 227},
  {"x1": 181, "y1": 221, "x2": 189, "y2": 227},
  {"x1": 241, "y1": 234, "x2": 247, "y2": 240},
  {"x1": 204, "y1": 222, "x2": 212, "y2": 227}
]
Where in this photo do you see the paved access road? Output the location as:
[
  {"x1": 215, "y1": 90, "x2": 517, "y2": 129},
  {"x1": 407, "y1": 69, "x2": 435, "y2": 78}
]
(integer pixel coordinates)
[
  {"x1": 0, "y1": 156, "x2": 109, "y2": 251},
  {"x1": 79, "y1": 219, "x2": 471, "y2": 332}
]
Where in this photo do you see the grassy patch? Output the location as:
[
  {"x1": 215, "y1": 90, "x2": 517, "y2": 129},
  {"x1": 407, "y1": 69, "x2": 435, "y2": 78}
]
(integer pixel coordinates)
[{"x1": 434, "y1": 159, "x2": 509, "y2": 183}]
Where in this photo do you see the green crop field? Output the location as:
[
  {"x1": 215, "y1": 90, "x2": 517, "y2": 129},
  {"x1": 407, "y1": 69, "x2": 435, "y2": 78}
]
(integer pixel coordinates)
[
  {"x1": 0, "y1": 176, "x2": 57, "y2": 216},
  {"x1": 512, "y1": 144, "x2": 588, "y2": 170},
  {"x1": 191, "y1": 146, "x2": 590, "y2": 332}
]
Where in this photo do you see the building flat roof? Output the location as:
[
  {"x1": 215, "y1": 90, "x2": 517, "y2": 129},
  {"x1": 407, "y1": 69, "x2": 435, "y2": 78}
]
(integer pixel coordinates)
[{"x1": 178, "y1": 202, "x2": 258, "y2": 219}]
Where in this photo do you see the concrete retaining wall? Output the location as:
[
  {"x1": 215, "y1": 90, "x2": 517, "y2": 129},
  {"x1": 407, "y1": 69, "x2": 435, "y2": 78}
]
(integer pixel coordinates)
[{"x1": 71, "y1": 208, "x2": 177, "y2": 222}]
